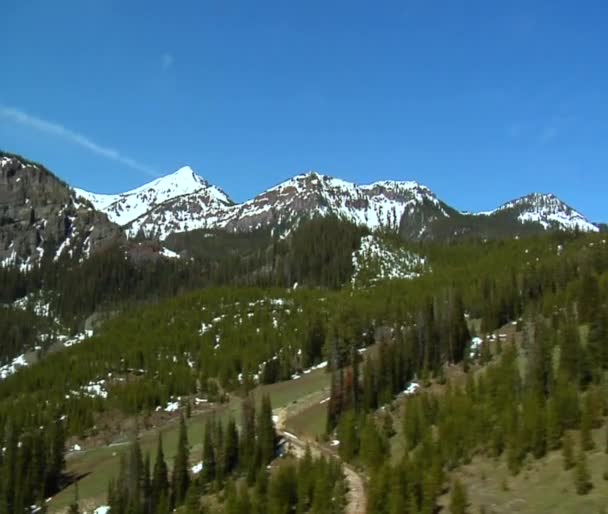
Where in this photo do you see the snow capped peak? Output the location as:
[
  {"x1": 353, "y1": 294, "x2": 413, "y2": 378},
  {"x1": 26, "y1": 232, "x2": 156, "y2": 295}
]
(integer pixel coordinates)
[
  {"x1": 492, "y1": 192, "x2": 598, "y2": 233},
  {"x1": 163, "y1": 165, "x2": 208, "y2": 188},
  {"x1": 71, "y1": 162, "x2": 599, "y2": 242},
  {"x1": 366, "y1": 179, "x2": 424, "y2": 190},
  {"x1": 76, "y1": 165, "x2": 233, "y2": 227},
  {"x1": 127, "y1": 165, "x2": 209, "y2": 198}
]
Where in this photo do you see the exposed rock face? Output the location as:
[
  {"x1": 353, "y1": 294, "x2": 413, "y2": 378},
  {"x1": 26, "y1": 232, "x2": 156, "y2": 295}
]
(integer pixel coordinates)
[
  {"x1": 95, "y1": 171, "x2": 452, "y2": 240},
  {"x1": 0, "y1": 152, "x2": 123, "y2": 269},
  {"x1": 218, "y1": 173, "x2": 448, "y2": 235},
  {"x1": 6, "y1": 152, "x2": 602, "y2": 251}
]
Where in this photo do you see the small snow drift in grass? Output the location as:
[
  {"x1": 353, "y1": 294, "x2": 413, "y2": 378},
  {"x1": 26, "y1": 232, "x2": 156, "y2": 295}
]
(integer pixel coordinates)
[
  {"x1": 351, "y1": 235, "x2": 427, "y2": 286},
  {"x1": 164, "y1": 401, "x2": 180, "y2": 412},
  {"x1": 93, "y1": 507, "x2": 110, "y2": 514},
  {"x1": 0, "y1": 354, "x2": 28, "y2": 380},
  {"x1": 401, "y1": 382, "x2": 420, "y2": 396},
  {"x1": 469, "y1": 336, "x2": 484, "y2": 357},
  {"x1": 62, "y1": 330, "x2": 94, "y2": 348},
  {"x1": 160, "y1": 247, "x2": 180, "y2": 259},
  {"x1": 81, "y1": 380, "x2": 108, "y2": 399},
  {"x1": 191, "y1": 461, "x2": 203, "y2": 474},
  {"x1": 69, "y1": 380, "x2": 108, "y2": 400}
]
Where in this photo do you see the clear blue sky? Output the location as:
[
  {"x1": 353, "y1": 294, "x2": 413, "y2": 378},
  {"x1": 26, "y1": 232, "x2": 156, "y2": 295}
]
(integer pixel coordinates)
[{"x1": 1, "y1": 1, "x2": 607, "y2": 220}]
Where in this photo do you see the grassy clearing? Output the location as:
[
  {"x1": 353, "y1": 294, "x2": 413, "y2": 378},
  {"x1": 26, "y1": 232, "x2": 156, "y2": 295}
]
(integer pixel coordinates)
[
  {"x1": 49, "y1": 403, "x2": 237, "y2": 513},
  {"x1": 438, "y1": 426, "x2": 608, "y2": 514},
  {"x1": 287, "y1": 401, "x2": 328, "y2": 439},
  {"x1": 253, "y1": 368, "x2": 330, "y2": 407},
  {"x1": 49, "y1": 368, "x2": 330, "y2": 513}
]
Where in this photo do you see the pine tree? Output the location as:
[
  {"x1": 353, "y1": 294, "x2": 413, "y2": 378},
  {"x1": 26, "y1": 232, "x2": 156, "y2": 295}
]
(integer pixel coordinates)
[
  {"x1": 224, "y1": 418, "x2": 239, "y2": 476},
  {"x1": 574, "y1": 449, "x2": 592, "y2": 495},
  {"x1": 126, "y1": 437, "x2": 143, "y2": 511},
  {"x1": 142, "y1": 453, "x2": 151, "y2": 514},
  {"x1": 450, "y1": 479, "x2": 468, "y2": 514},
  {"x1": 201, "y1": 420, "x2": 216, "y2": 489},
  {"x1": 546, "y1": 398, "x2": 562, "y2": 450},
  {"x1": 240, "y1": 396, "x2": 256, "y2": 478},
  {"x1": 587, "y1": 305, "x2": 608, "y2": 374},
  {"x1": 387, "y1": 472, "x2": 406, "y2": 514},
  {"x1": 559, "y1": 324, "x2": 582, "y2": 383},
  {"x1": 257, "y1": 395, "x2": 276, "y2": 467},
  {"x1": 578, "y1": 272, "x2": 600, "y2": 323},
  {"x1": 184, "y1": 483, "x2": 202, "y2": 514},
  {"x1": 580, "y1": 399, "x2": 595, "y2": 451},
  {"x1": 562, "y1": 433, "x2": 575, "y2": 470},
  {"x1": 152, "y1": 433, "x2": 169, "y2": 511},
  {"x1": 359, "y1": 416, "x2": 385, "y2": 471},
  {"x1": 171, "y1": 415, "x2": 190, "y2": 507},
  {"x1": 337, "y1": 410, "x2": 358, "y2": 462}
]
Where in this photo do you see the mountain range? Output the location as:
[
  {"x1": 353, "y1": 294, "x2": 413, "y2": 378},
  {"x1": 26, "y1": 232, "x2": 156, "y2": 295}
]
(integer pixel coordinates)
[
  {"x1": 0, "y1": 150, "x2": 602, "y2": 268},
  {"x1": 76, "y1": 162, "x2": 600, "y2": 240}
]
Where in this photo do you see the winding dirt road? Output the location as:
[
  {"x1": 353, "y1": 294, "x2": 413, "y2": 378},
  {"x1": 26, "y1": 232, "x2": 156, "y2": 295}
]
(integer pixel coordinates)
[{"x1": 275, "y1": 409, "x2": 367, "y2": 514}]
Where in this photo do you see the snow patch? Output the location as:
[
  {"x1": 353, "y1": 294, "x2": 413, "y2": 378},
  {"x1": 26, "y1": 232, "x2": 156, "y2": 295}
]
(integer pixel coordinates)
[{"x1": 351, "y1": 235, "x2": 426, "y2": 286}]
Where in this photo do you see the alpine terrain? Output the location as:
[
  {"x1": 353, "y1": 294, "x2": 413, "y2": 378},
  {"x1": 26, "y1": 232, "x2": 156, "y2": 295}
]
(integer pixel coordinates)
[{"x1": 0, "y1": 150, "x2": 607, "y2": 514}]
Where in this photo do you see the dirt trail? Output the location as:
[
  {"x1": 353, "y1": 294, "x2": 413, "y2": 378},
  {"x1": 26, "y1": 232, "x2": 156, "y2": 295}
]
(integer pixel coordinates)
[{"x1": 275, "y1": 408, "x2": 367, "y2": 514}]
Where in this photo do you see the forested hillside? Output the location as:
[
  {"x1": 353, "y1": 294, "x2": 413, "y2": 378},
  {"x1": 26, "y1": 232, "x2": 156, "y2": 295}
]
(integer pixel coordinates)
[{"x1": 0, "y1": 219, "x2": 607, "y2": 513}]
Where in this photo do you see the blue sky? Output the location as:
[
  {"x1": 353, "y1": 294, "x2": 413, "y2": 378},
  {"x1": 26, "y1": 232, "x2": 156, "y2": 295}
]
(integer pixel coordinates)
[{"x1": 1, "y1": 1, "x2": 607, "y2": 220}]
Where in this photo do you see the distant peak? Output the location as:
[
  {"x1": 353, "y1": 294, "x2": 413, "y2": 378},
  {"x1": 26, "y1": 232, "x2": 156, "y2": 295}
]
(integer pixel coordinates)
[
  {"x1": 165, "y1": 165, "x2": 206, "y2": 185},
  {"x1": 293, "y1": 170, "x2": 324, "y2": 180},
  {"x1": 171, "y1": 165, "x2": 197, "y2": 177}
]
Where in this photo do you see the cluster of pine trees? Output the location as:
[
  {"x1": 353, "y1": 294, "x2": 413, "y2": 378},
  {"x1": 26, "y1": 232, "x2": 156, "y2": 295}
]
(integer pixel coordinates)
[
  {"x1": 0, "y1": 418, "x2": 66, "y2": 513},
  {"x1": 221, "y1": 450, "x2": 346, "y2": 514},
  {"x1": 328, "y1": 308, "x2": 608, "y2": 513},
  {"x1": 326, "y1": 289, "x2": 470, "y2": 431},
  {"x1": 105, "y1": 395, "x2": 277, "y2": 514}
]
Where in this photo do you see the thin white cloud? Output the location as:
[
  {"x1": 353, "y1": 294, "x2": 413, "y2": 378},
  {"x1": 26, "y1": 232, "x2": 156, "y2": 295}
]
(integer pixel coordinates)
[
  {"x1": 0, "y1": 105, "x2": 158, "y2": 177},
  {"x1": 161, "y1": 52, "x2": 174, "y2": 71}
]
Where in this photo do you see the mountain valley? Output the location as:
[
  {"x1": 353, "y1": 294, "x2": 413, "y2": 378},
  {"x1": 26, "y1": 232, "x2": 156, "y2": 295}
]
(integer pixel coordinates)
[{"x1": 1, "y1": 150, "x2": 607, "y2": 514}]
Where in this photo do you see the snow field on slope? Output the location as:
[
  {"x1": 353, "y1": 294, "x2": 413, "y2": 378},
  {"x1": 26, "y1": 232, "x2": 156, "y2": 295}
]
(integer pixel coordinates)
[{"x1": 351, "y1": 235, "x2": 427, "y2": 286}]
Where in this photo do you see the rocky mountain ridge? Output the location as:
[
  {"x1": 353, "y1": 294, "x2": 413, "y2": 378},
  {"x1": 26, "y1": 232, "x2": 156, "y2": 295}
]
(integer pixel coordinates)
[
  {"x1": 1, "y1": 151, "x2": 601, "y2": 269},
  {"x1": 0, "y1": 152, "x2": 123, "y2": 270},
  {"x1": 79, "y1": 167, "x2": 599, "y2": 242}
]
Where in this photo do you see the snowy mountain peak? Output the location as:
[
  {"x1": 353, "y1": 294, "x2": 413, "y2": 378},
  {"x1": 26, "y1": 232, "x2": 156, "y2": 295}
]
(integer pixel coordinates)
[
  {"x1": 493, "y1": 192, "x2": 598, "y2": 233},
  {"x1": 72, "y1": 163, "x2": 599, "y2": 242},
  {"x1": 164, "y1": 165, "x2": 206, "y2": 187},
  {"x1": 75, "y1": 166, "x2": 234, "y2": 227}
]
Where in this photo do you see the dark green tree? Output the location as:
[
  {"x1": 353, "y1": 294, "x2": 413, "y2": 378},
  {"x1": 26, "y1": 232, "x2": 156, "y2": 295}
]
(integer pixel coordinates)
[
  {"x1": 171, "y1": 415, "x2": 190, "y2": 507},
  {"x1": 450, "y1": 479, "x2": 468, "y2": 514}
]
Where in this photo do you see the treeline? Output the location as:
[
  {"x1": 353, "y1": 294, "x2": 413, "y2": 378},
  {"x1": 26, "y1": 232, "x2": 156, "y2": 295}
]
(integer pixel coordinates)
[{"x1": 0, "y1": 306, "x2": 46, "y2": 364}]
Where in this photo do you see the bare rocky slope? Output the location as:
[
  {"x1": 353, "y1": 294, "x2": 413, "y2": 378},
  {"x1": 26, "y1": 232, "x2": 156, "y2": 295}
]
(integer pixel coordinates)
[{"x1": 0, "y1": 152, "x2": 123, "y2": 270}]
